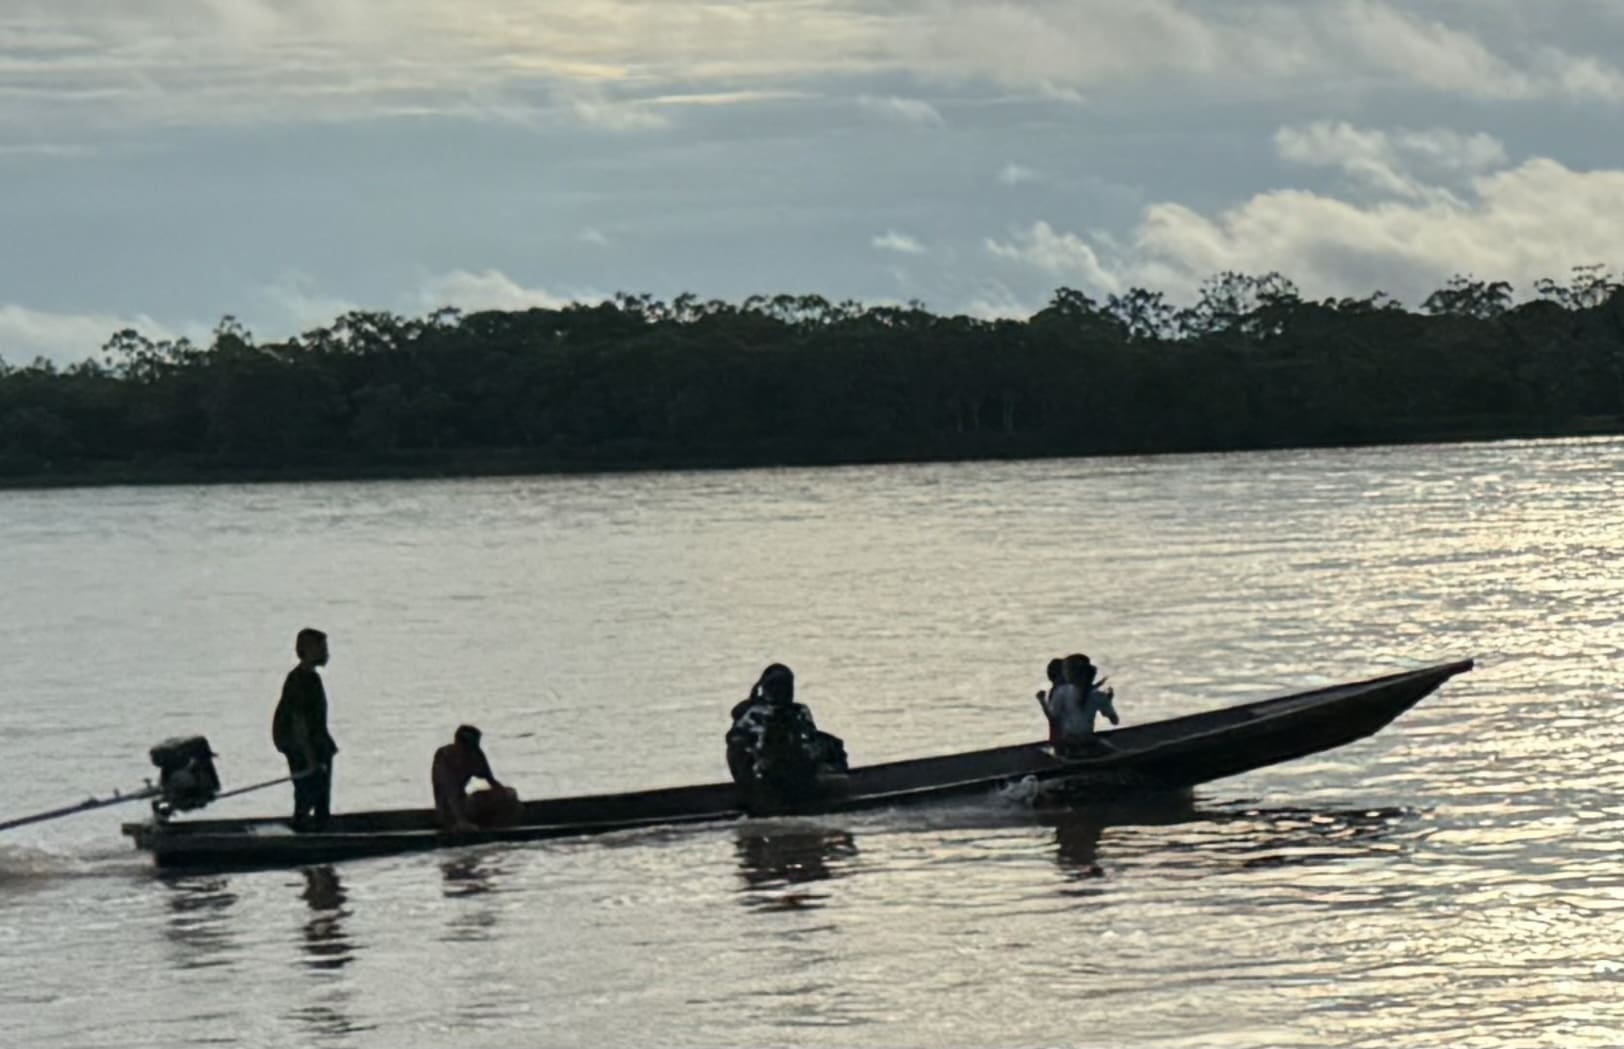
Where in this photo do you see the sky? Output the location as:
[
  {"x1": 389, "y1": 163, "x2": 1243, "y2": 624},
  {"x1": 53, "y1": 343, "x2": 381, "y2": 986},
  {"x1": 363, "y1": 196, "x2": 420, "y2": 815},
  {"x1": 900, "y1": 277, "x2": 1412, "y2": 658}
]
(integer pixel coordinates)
[{"x1": 4, "y1": 0, "x2": 1624, "y2": 364}]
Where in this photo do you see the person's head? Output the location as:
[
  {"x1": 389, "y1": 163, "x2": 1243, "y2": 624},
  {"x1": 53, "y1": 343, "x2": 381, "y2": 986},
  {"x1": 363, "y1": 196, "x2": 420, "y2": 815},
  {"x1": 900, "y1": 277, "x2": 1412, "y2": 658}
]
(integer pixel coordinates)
[
  {"x1": 454, "y1": 724, "x2": 483, "y2": 752},
  {"x1": 296, "y1": 628, "x2": 329, "y2": 667},
  {"x1": 1045, "y1": 658, "x2": 1064, "y2": 686},
  {"x1": 1063, "y1": 653, "x2": 1095, "y2": 687},
  {"x1": 758, "y1": 663, "x2": 795, "y2": 705}
]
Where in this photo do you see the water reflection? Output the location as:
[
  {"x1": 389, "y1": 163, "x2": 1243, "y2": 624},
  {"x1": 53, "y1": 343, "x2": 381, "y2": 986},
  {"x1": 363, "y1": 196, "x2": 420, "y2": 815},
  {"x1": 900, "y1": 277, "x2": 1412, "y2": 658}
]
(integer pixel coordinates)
[
  {"x1": 440, "y1": 850, "x2": 510, "y2": 942},
  {"x1": 441, "y1": 851, "x2": 507, "y2": 898},
  {"x1": 1033, "y1": 794, "x2": 1202, "y2": 893},
  {"x1": 1041, "y1": 797, "x2": 1417, "y2": 884},
  {"x1": 1017, "y1": 795, "x2": 1416, "y2": 888},
  {"x1": 161, "y1": 875, "x2": 239, "y2": 970},
  {"x1": 287, "y1": 1002, "x2": 368, "y2": 1041},
  {"x1": 1200, "y1": 805, "x2": 1415, "y2": 872},
  {"x1": 289, "y1": 866, "x2": 371, "y2": 1041},
  {"x1": 1049, "y1": 812, "x2": 1106, "y2": 880},
  {"x1": 299, "y1": 866, "x2": 355, "y2": 972},
  {"x1": 735, "y1": 822, "x2": 859, "y2": 911}
]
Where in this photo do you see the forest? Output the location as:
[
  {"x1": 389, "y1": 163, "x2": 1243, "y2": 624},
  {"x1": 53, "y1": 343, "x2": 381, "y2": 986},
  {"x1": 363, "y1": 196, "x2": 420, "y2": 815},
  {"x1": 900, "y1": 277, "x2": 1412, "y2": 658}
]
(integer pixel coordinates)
[{"x1": 3, "y1": 267, "x2": 1623, "y2": 485}]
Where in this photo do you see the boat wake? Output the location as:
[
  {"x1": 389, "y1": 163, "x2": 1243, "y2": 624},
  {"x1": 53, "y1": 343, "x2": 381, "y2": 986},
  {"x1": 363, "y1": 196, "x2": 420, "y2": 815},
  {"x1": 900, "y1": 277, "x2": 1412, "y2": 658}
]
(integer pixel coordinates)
[
  {"x1": 0, "y1": 842, "x2": 152, "y2": 886},
  {"x1": 0, "y1": 842, "x2": 95, "y2": 884},
  {"x1": 996, "y1": 774, "x2": 1045, "y2": 806}
]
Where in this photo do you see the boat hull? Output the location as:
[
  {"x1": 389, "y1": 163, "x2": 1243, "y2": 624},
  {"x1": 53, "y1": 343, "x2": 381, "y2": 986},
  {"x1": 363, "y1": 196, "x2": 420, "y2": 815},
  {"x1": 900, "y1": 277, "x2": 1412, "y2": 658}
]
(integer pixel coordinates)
[{"x1": 123, "y1": 660, "x2": 1471, "y2": 869}]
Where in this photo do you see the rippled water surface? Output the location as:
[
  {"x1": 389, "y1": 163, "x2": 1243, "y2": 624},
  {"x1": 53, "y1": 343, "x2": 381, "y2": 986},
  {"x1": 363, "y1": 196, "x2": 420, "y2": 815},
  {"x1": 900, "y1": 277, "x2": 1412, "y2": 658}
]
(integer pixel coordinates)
[{"x1": 2, "y1": 438, "x2": 1622, "y2": 1048}]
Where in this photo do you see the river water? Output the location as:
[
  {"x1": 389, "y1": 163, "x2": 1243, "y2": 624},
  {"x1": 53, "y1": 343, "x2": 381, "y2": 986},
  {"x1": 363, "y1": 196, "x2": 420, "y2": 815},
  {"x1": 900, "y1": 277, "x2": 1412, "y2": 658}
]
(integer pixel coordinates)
[{"x1": 1, "y1": 438, "x2": 1621, "y2": 1048}]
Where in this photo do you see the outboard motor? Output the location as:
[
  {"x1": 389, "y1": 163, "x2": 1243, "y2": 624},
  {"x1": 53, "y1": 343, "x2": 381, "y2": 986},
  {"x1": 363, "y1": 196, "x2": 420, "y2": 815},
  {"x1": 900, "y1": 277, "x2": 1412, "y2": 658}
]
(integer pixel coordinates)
[{"x1": 149, "y1": 736, "x2": 221, "y2": 817}]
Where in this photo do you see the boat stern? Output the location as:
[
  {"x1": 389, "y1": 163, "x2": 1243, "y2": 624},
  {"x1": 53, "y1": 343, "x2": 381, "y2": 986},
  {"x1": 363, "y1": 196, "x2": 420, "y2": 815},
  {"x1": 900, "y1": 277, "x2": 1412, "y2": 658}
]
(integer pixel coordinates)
[{"x1": 121, "y1": 820, "x2": 161, "y2": 853}]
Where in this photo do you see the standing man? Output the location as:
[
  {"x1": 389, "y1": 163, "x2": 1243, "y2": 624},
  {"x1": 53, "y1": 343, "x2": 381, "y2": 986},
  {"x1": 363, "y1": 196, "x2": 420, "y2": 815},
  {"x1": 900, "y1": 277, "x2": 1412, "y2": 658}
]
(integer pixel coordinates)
[{"x1": 272, "y1": 627, "x2": 339, "y2": 829}]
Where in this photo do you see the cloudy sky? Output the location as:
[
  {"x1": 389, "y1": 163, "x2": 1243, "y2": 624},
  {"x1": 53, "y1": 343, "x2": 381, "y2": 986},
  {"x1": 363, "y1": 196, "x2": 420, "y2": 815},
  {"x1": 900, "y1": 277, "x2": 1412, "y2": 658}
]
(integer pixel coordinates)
[{"x1": 5, "y1": 0, "x2": 1624, "y2": 364}]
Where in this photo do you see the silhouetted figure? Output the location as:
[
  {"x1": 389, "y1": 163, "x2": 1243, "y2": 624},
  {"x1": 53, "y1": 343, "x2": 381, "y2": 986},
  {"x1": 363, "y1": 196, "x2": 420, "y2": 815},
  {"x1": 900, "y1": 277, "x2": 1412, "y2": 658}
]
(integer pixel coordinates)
[
  {"x1": 726, "y1": 666, "x2": 776, "y2": 784},
  {"x1": 432, "y1": 724, "x2": 520, "y2": 832},
  {"x1": 1035, "y1": 657, "x2": 1065, "y2": 744},
  {"x1": 272, "y1": 628, "x2": 339, "y2": 829},
  {"x1": 1044, "y1": 653, "x2": 1121, "y2": 757},
  {"x1": 725, "y1": 664, "x2": 847, "y2": 807}
]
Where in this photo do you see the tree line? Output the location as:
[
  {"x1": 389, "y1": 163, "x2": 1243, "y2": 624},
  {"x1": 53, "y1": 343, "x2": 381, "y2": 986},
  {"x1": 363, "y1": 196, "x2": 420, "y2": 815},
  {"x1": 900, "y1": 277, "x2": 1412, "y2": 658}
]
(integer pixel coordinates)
[{"x1": 3, "y1": 267, "x2": 1623, "y2": 485}]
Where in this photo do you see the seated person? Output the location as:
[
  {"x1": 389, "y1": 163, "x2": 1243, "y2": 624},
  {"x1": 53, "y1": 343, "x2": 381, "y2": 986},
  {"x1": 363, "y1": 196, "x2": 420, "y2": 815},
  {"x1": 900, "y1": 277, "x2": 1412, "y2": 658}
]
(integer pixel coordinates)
[
  {"x1": 1046, "y1": 653, "x2": 1121, "y2": 757},
  {"x1": 432, "y1": 724, "x2": 521, "y2": 831},
  {"x1": 725, "y1": 663, "x2": 847, "y2": 803},
  {"x1": 1035, "y1": 657, "x2": 1065, "y2": 744},
  {"x1": 725, "y1": 666, "x2": 777, "y2": 784}
]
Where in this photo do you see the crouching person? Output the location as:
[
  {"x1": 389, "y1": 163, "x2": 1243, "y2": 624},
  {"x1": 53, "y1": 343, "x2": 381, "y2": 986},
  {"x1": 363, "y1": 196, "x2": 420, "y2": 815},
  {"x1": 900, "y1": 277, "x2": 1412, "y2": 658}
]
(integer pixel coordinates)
[{"x1": 432, "y1": 724, "x2": 521, "y2": 832}]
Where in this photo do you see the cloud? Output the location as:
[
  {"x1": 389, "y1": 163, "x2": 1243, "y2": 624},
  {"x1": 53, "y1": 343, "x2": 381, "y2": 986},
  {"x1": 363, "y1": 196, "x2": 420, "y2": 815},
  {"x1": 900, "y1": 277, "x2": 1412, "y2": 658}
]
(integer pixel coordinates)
[
  {"x1": 892, "y1": 1, "x2": 1619, "y2": 102},
  {"x1": 262, "y1": 271, "x2": 359, "y2": 330},
  {"x1": 6, "y1": 1, "x2": 1624, "y2": 135},
  {"x1": 987, "y1": 126, "x2": 1624, "y2": 306},
  {"x1": 871, "y1": 230, "x2": 926, "y2": 255},
  {"x1": 1273, "y1": 121, "x2": 1507, "y2": 200},
  {"x1": 997, "y1": 162, "x2": 1040, "y2": 186},
  {"x1": 1388, "y1": 128, "x2": 1508, "y2": 173},
  {"x1": 1, "y1": 268, "x2": 607, "y2": 368},
  {"x1": 0, "y1": 304, "x2": 183, "y2": 367},
  {"x1": 1337, "y1": 1, "x2": 1533, "y2": 99},
  {"x1": 1275, "y1": 121, "x2": 1420, "y2": 197},
  {"x1": 986, "y1": 222, "x2": 1122, "y2": 294},
  {"x1": 415, "y1": 269, "x2": 597, "y2": 313},
  {"x1": 959, "y1": 284, "x2": 1034, "y2": 320},
  {"x1": 645, "y1": 89, "x2": 816, "y2": 107},
  {"x1": 0, "y1": 142, "x2": 95, "y2": 159},
  {"x1": 1034, "y1": 82, "x2": 1087, "y2": 105},
  {"x1": 904, "y1": 1, "x2": 1277, "y2": 88},
  {"x1": 565, "y1": 88, "x2": 671, "y2": 131},
  {"x1": 578, "y1": 227, "x2": 610, "y2": 247},
  {"x1": 1547, "y1": 50, "x2": 1624, "y2": 102},
  {"x1": 857, "y1": 95, "x2": 944, "y2": 126},
  {"x1": 1339, "y1": 2, "x2": 1624, "y2": 102}
]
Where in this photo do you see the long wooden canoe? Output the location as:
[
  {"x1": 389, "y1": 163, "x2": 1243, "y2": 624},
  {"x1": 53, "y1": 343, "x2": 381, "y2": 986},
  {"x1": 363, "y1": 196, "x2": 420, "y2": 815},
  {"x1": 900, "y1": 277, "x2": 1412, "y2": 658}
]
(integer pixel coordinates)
[{"x1": 123, "y1": 659, "x2": 1472, "y2": 869}]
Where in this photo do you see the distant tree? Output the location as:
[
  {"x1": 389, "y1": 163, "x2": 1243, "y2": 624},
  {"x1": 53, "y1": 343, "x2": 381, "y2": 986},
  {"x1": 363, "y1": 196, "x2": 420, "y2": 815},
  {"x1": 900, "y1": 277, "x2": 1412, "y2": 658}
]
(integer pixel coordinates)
[
  {"x1": 1044, "y1": 287, "x2": 1102, "y2": 319},
  {"x1": 1180, "y1": 271, "x2": 1300, "y2": 337},
  {"x1": 1325, "y1": 291, "x2": 1405, "y2": 314},
  {"x1": 1422, "y1": 275, "x2": 1513, "y2": 319},
  {"x1": 1534, "y1": 264, "x2": 1620, "y2": 311},
  {"x1": 1105, "y1": 288, "x2": 1177, "y2": 342},
  {"x1": 5, "y1": 273, "x2": 1624, "y2": 483}
]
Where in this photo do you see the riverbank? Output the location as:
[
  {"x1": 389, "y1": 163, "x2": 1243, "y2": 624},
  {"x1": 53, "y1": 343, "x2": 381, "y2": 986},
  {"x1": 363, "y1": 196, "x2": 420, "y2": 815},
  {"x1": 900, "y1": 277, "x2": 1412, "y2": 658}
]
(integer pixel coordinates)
[
  {"x1": 8, "y1": 282, "x2": 1624, "y2": 493},
  {"x1": 4, "y1": 412, "x2": 1620, "y2": 491}
]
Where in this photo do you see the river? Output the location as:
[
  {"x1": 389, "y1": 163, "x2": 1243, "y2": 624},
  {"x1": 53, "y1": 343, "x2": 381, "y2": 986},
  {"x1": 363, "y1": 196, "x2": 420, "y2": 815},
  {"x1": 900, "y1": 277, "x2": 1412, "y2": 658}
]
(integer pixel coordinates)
[{"x1": 1, "y1": 437, "x2": 1621, "y2": 1047}]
